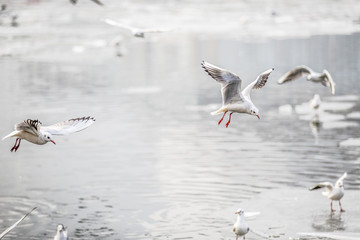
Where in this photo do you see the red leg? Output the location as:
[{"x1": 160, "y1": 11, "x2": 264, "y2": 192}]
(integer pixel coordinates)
[
  {"x1": 339, "y1": 201, "x2": 345, "y2": 212},
  {"x1": 226, "y1": 112, "x2": 233, "y2": 128},
  {"x1": 218, "y1": 111, "x2": 228, "y2": 125},
  {"x1": 14, "y1": 139, "x2": 21, "y2": 152},
  {"x1": 11, "y1": 138, "x2": 19, "y2": 152},
  {"x1": 331, "y1": 200, "x2": 336, "y2": 212}
]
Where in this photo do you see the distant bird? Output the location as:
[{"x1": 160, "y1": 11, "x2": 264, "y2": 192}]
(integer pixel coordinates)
[
  {"x1": 69, "y1": 0, "x2": 104, "y2": 6},
  {"x1": 278, "y1": 65, "x2": 335, "y2": 95},
  {"x1": 54, "y1": 224, "x2": 68, "y2": 240},
  {"x1": 0, "y1": 207, "x2": 36, "y2": 239},
  {"x1": 201, "y1": 61, "x2": 274, "y2": 127},
  {"x1": 2, "y1": 116, "x2": 95, "y2": 152},
  {"x1": 309, "y1": 94, "x2": 321, "y2": 109},
  {"x1": 233, "y1": 209, "x2": 249, "y2": 240},
  {"x1": 309, "y1": 172, "x2": 347, "y2": 212},
  {"x1": 101, "y1": 18, "x2": 171, "y2": 38}
]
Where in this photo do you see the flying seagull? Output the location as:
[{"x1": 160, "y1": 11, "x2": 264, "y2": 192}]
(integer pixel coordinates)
[
  {"x1": 101, "y1": 18, "x2": 171, "y2": 38},
  {"x1": 201, "y1": 61, "x2": 274, "y2": 127},
  {"x1": 2, "y1": 116, "x2": 95, "y2": 152},
  {"x1": 233, "y1": 209, "x2": 250, "y2": 240},
  {"x1": 309, "y1": 172, "x2": 347, "y2": 212},
  {"x1": 0, "y1": 207, "x2": 36, "y2": 239},
  {"x1": 278, "y1": 65, "x2": 335, "y2": 95}
]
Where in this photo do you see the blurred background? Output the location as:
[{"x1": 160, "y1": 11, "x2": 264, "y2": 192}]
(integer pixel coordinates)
[{"x1": 0, "y1": 0, "x2": 359, "y2": 239}]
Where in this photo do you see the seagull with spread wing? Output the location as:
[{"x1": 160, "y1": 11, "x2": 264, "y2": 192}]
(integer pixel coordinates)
[
  {"x1": 0, "y1": 207, "x2": 36, "y2": 239},
  {"x1": 309, "y1": 172, "x2": 347, "y2": 212},
  {"x1": 201, "y1": 61, "x2": 274, "y2": 127},
  {"x1": 278, "y1": 65, "x2": 335, "y2": 95},
  {"x1": 2, "y1": 116, "x2": 95, "y2": 152},
  {"x1": 101, "y1": 18, "x2": 171, "y2": 38}
]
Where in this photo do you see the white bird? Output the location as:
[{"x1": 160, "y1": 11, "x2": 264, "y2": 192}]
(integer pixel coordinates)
[
  {"x1": 2, "y1": 116, "x2": 95, "y2": 152},
  {"x1": 101, "y1": 18, "x2": 171, "y2": 38},
  {"x1": 309, "y1": 94, "x2": 321, "y2": 109},
  {"x1": 0, "y1": 207, "x2": 36, "y2": 239},
  {"x1": 278, "y1": 65, "x2": 335, "y2": 95},
  {"x1": 309, "y1": 172, "x2": 347, "y2": 212},
  {"x1": 201, "y1": 61, "x2": 274, "y2": 127},
  {"x1": 233, "y1": 209, "x2": 249, "y2": 240},
  {"x1": 54, "y1": 224, "x2": 68, "y2": 240}
]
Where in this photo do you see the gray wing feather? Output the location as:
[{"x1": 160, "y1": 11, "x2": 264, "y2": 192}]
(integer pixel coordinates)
[
  {"x1": 15, "y1": 119, "x2": 42, "y2": 137},
  {"x1": 41, "y1": 117, "x2": 95, "y2": 135},
  {"x1": 242, "y1": 68, "x2": 274, "y2": 100},
  {"x1": 278, "y1": 65, "x2": 312, "y2": 84},
  {"x1": 309, "y1": 182, "x2": 333, "y2": 192},
  {"x1": 201, "y1": 61, "x2": 243, "y2": 105}
]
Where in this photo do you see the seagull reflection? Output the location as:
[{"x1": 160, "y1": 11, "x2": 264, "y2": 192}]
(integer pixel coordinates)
[{"x1": 311, "y1": 213, "x2": 345, "y2": 232}]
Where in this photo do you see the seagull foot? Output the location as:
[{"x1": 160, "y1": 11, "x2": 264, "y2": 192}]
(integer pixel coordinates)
[{"x1": 340, "y1": 209, "x2": 345, "y2": 212}]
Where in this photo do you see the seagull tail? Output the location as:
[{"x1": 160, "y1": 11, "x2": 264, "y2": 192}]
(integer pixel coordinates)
[
  {"x1": 211, "y1": 108, "x2": 226, "y2": 115},
  {"x1": 2, "y1": 131, "x2": 18, "y2": 140}
]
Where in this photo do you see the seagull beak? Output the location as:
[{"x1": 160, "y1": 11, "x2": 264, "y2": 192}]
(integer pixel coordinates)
[
  {"x1": 257, "y1": 115, "x2": 260, "y2": 119},
  {"x1": 51, "y1": 140, "x2": 56, "y2": 145}
]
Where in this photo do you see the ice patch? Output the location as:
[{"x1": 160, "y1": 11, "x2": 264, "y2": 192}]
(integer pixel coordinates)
[{"x1": 339, "y1": 138, "x2": 360, "y2": 147}]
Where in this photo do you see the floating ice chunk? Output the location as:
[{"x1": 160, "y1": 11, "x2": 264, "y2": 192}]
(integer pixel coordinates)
[{"x1": 339, "y1": 138, "x2": 360, "y2": 147}]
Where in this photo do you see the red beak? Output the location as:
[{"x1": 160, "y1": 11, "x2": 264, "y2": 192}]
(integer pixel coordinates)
[
  {"x1": 257, "y1": 115, "x2": 260, "y2": 119},
  {"x1": 51, "y1": 140, "x2": 56, "y2": 145}
]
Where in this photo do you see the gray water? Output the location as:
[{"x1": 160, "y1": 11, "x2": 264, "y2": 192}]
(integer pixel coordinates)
[{"x1": 0, "y1": 1, "x2": 360, "y2": 240}]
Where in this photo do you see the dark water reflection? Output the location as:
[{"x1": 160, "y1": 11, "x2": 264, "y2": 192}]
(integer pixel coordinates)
[{"x1": 0, "y1": 6, "x2": 360, "y2": 240}]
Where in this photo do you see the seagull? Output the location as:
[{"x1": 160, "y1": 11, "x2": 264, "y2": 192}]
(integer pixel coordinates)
[
  {"x1": 2, "y1": 116, "x2": 95, "y2": 152},
  {"x1": 0, "y1": 207, "x2": 36, "y2": 239},
  {"x1": 69, "y1": 0, "x2": 104, "y2": 6},
  {"x1": 278, "y1": 65, "x2": 335, "y2": 95},
  {"x1": 201, "y1": 61, "x2": 274, "y2": 127},
  {"x1": 309, "y1": 172, "x2": 347, "y2": 212},
  {"x1": 101, "y1": 18, "x2": 171, "y2": 38},
  {"x1": 233, "y1": 209, "x2": 249, "y2": 240},
  {"x1": 54, "y1": 224, "x2": 68, "y2": 240},
  {"x1": 309, "y1": 94, "x2": 321, "y2": 109}
]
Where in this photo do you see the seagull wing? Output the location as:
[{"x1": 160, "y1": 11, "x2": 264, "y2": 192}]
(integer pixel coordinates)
[
  {"x1": 101, "y1": 18, "x2": 134, "y2": 32},
  {"x1": 15, "y1": 119, "x2": 42, "y2": 137},
  {"x1": 309, "y1": 182, "x2": 333, "y2": 193},
  {"x1": 90, "y1": 0, "x2": 104, "y2": 6},
  {"x1": 335, "y1": 172, "x2": 347, "y2": 185},
  {"x1": 242, "y1": 68, "x2": 273, "y2": 101},
  {"x1": 323, "y1": 69, "x2": 335, "y2": 95},
  {"x1": 0, "y1": 207, "x2": 36, "y2": 239},
  {"x1": 41, "y1": 117, "x2": 95, "y2": 135},
  {"x1": 278, "y1": 65, "x2": 312, "y2": 84},
  {"x1": 140, "y1": 28, "x2": 171, "y2": 33},
  {"x1": 201, "y1": 61, "x2": 243, "y2": 105}
]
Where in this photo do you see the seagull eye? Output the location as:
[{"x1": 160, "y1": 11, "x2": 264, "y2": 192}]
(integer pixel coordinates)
[{"x1": 47, "y1": 136, "x2": 50, "y2": 139}]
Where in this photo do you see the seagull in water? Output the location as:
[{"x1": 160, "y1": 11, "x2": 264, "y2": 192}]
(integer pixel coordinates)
[
  {"x1": 309, "y1": 94, "x2": 321, "y2": 110},
  {"x1": 309, "y1": 172, "x2": 347, "y2": 212},
  {"x1": 101, "y1": 18, "x2": 171, "y2": 38},
  {"x1": 278, "y1": 65, "x2": 335, "y2": 95},
  {"x1": 2, "y1": 116, "x2": 95, "y2": 152},
  {"x1": 201, "y1": 61, "x2": 274, "y2": 127},
  {"x1": 233, "y1": 209, "x2": 249, "y2": 240},
  {"x1": 54, "y1": 224, "x2": 68, "y2": 240}
]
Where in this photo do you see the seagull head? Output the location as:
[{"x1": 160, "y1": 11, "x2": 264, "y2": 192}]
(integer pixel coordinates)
[
  {"x1": 336, "y1": 181, "x2": 344, "y2": 188},
  {"x1": 235, "y1": 209, "x2": 244, "y2": 215},
  {"x1": 57, "y1": 224, "x2": 65, "y2": 232},
  {"x1": 42, "y1": 132, "x2": 56, "y2": 144},
  {"x1": 249, "y1": 107, "x2": 260, "y2": 119}
]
